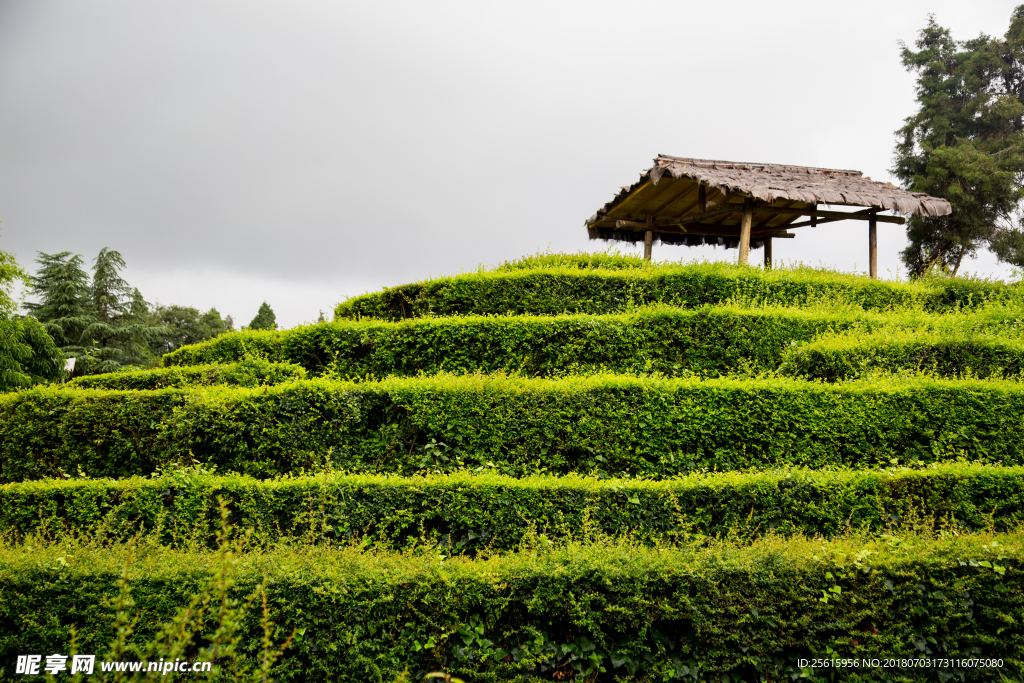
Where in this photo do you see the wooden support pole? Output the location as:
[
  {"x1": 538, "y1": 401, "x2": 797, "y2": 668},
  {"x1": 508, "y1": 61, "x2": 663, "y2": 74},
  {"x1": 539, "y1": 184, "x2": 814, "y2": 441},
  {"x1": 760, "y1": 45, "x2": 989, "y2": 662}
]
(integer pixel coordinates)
[
  {"x1": 643, "y1": 214, "x2": 653, "y2": 262},
  {"x1": 698, "y1": 183, "x2": 707, "y2": 214},
  {"x1": 764, "y1": 236, "x2": 772, "y2": 270},
  {"x1": 738, "y1": 197, "x2": 752, "y2": 265},
  {"x1": 869, "y1": 210, "x2": 878, "y2": 279},
  {"x1": 810, "y1": 203, "x2": 817, "y2": 228}
]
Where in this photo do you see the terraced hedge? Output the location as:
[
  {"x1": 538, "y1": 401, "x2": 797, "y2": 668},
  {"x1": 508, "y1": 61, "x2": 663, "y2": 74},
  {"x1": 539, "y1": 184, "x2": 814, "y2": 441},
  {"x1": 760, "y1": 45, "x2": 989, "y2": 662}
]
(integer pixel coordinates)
[
  {"x1": 67, "y1": 359, "x2": 306, "y2": 390},
  {"x1": 3, "y1": 375, "x2": 1022, "y2": 483},
  {"x1": 3, "y1": 465, "x2": 1020, "y2": 550},
  {"x1": 783, "y1": 330, "x2": 1024, "y2": 381},
  {"x1": 161, "y1": 305, "x2": 1024, "y2": 383},
  {"x1": 163, "y1": 306, "x2": 877, "y2": 376},
  {"x1": 1, "y1": 533, "x2": 1020, "y2": 682},
  {"x1": 334, "y1": 263, "x2": 1018, "y2": 321}
]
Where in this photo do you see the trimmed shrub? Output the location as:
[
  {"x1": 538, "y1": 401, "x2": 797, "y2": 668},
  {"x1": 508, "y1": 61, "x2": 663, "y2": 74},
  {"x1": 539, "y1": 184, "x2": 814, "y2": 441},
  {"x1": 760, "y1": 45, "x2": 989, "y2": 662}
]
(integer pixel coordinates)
[
  {"x1": 0, "y1": 533, "x2": 1020, "y2": 681},
  {"x1": 164, "y1": 306, "x2": 880, "y2": 377},
  {"x1": 2, "y1": 375, "x2": 1023, "y2": 482},
  {"x1": 783, "y1": 330, "x2": 1024, "y2": 381},
  {"x1": 2, "y1": 465, "x2": 1021, "y2": 550},
  {"x1": 334, "y1": 263, "x2": 1018, "y2": 321},
  {"x1": 67, "y1": 359, "x2": 306, "y2": 390},
  {"x1": 494, "y1": 251, "x2": 651, "y2": 271},
  {"x1": 160, "y1": 329, "x2": 285, "y2": 368}
]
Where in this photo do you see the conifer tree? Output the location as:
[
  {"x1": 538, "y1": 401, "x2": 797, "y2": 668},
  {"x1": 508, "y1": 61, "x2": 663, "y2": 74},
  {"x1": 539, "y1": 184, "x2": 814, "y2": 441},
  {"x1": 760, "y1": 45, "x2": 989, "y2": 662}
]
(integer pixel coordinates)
[
  {"x1": 248, "y1": 302, "x2": 278, "y2": 330},
  {"x1": 23, "y1": 251, "x2": 92, "y2": 349},
  {"x1": 26, "y1": 248, "x2": 165, "y2": 375},
  {"x1": 895, "y1": 8, "x2": 1024, "y2": 275}
]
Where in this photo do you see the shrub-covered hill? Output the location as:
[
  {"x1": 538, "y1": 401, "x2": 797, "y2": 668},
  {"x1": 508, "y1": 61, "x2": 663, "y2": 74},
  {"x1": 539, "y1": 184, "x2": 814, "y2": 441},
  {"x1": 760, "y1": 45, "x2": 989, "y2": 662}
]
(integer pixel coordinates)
[
  {"x1": 2, "y1": 255, "x2": 1023, "y2": 682},
  {"x1": 334, "y1": 257, "x2": 1020, "y2": 320},
  {"x1": 159, "y1": 304, "x2": 1024, "y2": 381}
]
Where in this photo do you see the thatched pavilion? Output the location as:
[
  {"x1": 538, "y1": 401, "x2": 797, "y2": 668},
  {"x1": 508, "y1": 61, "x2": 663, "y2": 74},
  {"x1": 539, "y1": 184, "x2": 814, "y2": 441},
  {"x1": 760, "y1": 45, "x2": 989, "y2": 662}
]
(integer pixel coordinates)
[{"x1": 585, "y1": 155, "x2": 953, "y2": 277}]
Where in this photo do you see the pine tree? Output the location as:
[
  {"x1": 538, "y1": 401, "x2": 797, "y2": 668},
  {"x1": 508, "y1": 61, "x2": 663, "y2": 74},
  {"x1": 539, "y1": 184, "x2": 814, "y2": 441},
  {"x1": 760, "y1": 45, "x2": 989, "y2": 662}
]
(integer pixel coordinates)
[
  {"x1": 26, "y1": 248, "x2": 165, "y2": 375},
  {"x1": 894, "y1": 8, "x2": 1024, "y2": 276},
  {"x1": 23, "y1": 251, "x2": 92, "y2": 349},
  {"x1": 248, "y1": 302, "x2": 277, "y2": 331}
]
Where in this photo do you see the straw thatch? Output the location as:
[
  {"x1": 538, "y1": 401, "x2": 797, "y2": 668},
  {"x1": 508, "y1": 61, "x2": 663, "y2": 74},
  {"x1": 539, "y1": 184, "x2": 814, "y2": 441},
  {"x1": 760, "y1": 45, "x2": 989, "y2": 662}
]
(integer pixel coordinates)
[{"x1": 586, "y1": 155, "x2": 952, "y2": 247}]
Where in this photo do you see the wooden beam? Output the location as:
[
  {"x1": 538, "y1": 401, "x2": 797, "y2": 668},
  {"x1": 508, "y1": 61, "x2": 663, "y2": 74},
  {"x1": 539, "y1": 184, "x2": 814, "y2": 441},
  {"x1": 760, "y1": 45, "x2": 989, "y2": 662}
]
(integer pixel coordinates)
[
  {"x1": 738, "y1": 197, "x2": 752, "y2": 265},
  {"x1": 643, "y1": 215, "x2": 653, "y2": 262},
  {"x1": 751, "y1": 205, "x2": 906, "y2": 224},
  {"x1": 764, "y1": 236, "x2": 773, "y2": 269},
  {"x1": 784, "y1": 207, "x2": 874, "y2": 230},
  {"x1": 869, "y1": 210, "x2": 878, "y2": 279},
  {"x1": 601, "y1": 204, "x2": 904, "y2": 231},
  {"x1": 783, "y1": 216, "x2": 844, "y2": 230},
  {"x1": 698, "y1": 183, "x2": 706, "y2": 214},
  {"x1": 613, "y1": 203, "x2": 742, "y2": 230},
  {"x1": 810, "y1": 202, "x2": 817, "y2": 228}
]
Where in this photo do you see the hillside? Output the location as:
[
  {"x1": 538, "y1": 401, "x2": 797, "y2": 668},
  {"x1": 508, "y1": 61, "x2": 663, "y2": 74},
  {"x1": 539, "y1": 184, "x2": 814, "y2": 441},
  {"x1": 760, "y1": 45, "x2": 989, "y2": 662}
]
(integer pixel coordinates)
[{"x1": 1, "y1": 255, "x2": 1022, "y2": 682}]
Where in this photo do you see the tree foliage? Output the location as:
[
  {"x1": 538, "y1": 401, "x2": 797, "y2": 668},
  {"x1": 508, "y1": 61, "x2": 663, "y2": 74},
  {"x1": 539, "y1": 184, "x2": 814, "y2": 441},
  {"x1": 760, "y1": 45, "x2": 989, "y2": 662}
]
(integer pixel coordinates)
[
  {"x1": 22, "y1": 251, "x2": 91, "y2": 348},
  {"x1": 894, "y1": 7, "x2": 1024, "y2": 276},
  {"x1": 248, "y1": 301, "x2": 277, "y2": 331},
  {"x1": 0, "y1": 237, "x2": 63, "y2": 390},
  {"x1": 145, "y1": 304, "x2": 233, "y2": 356},
  {"x1": 25, "y1": 249, "x2": 167, "y2": 376}
]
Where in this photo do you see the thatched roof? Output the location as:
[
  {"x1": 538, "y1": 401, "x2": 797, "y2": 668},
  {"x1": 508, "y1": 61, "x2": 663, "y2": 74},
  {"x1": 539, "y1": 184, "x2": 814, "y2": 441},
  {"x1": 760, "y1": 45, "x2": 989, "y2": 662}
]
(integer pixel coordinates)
[{"x1": 586, "y1": 155, "x2": 953, "y2": 248}]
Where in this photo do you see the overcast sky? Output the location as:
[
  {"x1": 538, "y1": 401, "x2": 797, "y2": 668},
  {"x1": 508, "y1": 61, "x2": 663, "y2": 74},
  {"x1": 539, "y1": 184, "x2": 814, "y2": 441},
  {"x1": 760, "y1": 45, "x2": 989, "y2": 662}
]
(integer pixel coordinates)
[{"x1": 1, "y1": 1, "x2": 1021, "y2": 328}]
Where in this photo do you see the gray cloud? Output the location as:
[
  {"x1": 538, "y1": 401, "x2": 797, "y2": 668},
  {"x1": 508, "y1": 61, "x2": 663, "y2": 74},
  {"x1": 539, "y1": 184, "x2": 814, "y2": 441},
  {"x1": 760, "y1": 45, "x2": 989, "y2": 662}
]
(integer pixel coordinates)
[{"x1": 1, "y1": 0, "x2": 1019, "y2": 326}]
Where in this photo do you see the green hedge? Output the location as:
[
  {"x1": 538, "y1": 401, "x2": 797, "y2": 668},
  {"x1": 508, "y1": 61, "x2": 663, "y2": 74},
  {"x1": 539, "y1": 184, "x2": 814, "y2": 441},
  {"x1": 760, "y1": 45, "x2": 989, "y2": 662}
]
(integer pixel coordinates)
[
  {"x1": 3, "y1": 374, "x2": 1024, "y2": 483},
  {"x1": 2, "y1": 465, "x2": 1021, "y2": 551},
  {"x1": 494, "y1": 251, "x2": 652, "y2": 271},
  {"x1": 67, "y1": 359, "x2": 306, "y2": 390},
  {"x1": 783, "y1": 331, "x2": 1024, "y2": 381},
  {"x1": 334, "y1": 263, "x2": 1018, "y2": 321},
  {"x1": 0, "y1": 533, "x2": 1020, "y2": 681},
  {"x1": 164, "y1": 306, "x2": 879, "y2": 377}
]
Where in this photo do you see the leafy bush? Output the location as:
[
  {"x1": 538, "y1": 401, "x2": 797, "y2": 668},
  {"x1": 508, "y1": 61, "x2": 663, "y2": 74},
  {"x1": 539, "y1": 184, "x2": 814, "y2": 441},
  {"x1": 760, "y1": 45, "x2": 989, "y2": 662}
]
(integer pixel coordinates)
[
  {"x1": 334, "y1": 262, "x2": 1019, "y2": 321},
  {"x1": 161, "y1": 329, "x2": 284, "y2": 368},
  {"x1": 68, "y1": 359, "x2": 306, "y2": 391},
  {"x1": 2, "y1": 465, "x2": 1021, "y2": 551},
  {"x1": 3, "y1": 374, "x2": 1024, "y2": 483},
  {"x1": 165, "y1": 305, "x2": 880, "y2": 377},
  {"x1": 0, "y1": 531, "x2": 1020, "y2": 681},
  {"x1": 494, "y1": 250, "x2": 651, "y2": 272},
  {"x1": 0, "y1": 316, "x2": 64, "y2": 391},
  {"x1": 783, "y1": 329, "x2": 1024, "y2": 381},
  {"x1": 161, "y1": 304, "x2": 1024, "y2": 379}
]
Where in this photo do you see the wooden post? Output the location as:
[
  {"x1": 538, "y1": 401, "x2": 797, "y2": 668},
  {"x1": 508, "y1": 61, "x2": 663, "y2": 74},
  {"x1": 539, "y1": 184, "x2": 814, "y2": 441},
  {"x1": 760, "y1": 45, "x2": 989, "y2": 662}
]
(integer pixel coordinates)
[
  {"x1": 738, "y1": 197, "x2": 752, "y2": 265},
  {"x1": 868, "y1": 210, "x2": 877, "y2": 279},
  {"x1": 810, "y1": 202, "x2": 817, "y2": 228},
  {"x1": 643, "y1": 214, "x2": 653, "y2": 262},
  {"x1": 764, "y1": 236, "x2": 772, "y2": 270},
  {"x1": 698, "y1": 183, "x2": 707, "y2": 214}
]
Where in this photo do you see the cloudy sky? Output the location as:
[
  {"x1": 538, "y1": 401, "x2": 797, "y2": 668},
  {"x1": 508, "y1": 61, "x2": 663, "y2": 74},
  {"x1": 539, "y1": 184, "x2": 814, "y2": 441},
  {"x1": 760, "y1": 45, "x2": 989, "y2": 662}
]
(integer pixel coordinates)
[{"x1": 1, "y1": 1, "x2": 1021, "y2": 327}]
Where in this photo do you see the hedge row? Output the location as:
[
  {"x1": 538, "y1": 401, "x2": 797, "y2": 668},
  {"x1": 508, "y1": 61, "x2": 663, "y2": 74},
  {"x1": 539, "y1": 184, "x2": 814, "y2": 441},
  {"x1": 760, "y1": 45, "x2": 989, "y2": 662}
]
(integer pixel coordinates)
[
  {"x1": 3, "y1": 374, "x2": 1023, "y2": 482},
  {"x1": 783, "y1": 331, "x2": 1024, "y2": 381},
  {"x1": 3, "y1": 465, "x2": 1020, "y2": 551},
  {"x1": 163, "y1": 306, "x2": 878, "y2": 377},
  {"x1": 0, "y1": 533, "x2": 1020, "y2": 681},
  {"x1": 334, "y1": 263, "x2": 1018, "y2": 320},
  {"x1": 494, "y1": 250, "x2": 653, "y2": 271},
  {"x1": 67, "y1": 359, "x2": 306, "y2": 391},
  {"x1": 160, "y1": 306, "x2": 1024, "y2": 381}
]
